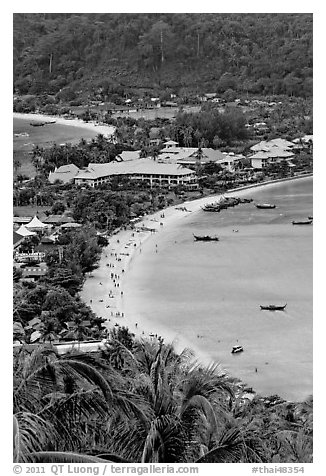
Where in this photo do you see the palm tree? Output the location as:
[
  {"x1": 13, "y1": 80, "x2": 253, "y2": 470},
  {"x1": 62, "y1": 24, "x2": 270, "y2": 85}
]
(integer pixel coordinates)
[
  {"x1": 13, "y1": 344, "x2": 146, "y2": 462},
  {"x1": 107, "y1": 339, "x2": 237, "y2": 463}
]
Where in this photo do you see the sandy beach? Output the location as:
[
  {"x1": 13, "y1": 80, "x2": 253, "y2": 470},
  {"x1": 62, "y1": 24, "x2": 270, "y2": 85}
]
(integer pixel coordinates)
[
  {"x1": 80, "y1": 174, "x2": 312, "y2": 369},
  {"x1": 13, "y1": 112, "x2": 115, "y2": 138}
]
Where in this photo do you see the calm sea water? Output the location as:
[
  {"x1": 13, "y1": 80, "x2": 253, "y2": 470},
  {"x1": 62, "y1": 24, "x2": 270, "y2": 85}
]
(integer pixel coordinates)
[
  {"x1": 13, "y1": 117, "x2": 102, "y2": 177},
  {"x1": 125, "y1": 178, "x2": 313, "y2": 401}
]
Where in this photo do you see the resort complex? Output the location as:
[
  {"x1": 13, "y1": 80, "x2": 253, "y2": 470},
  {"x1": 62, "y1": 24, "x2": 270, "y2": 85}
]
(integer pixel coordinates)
[{"x1": 73, "y1": 158, "x2": 198, "y2": 188}]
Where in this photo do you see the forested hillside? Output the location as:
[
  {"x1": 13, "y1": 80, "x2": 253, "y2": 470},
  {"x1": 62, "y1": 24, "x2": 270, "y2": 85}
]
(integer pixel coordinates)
[{"x1": 13, "y1": 13, "x2": 313, "y2": 100}]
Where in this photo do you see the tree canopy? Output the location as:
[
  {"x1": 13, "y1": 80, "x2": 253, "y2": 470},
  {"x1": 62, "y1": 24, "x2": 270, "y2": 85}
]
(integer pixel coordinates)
[{"x1": 13, "y1": 13, "x2": 312, "y2": 99}]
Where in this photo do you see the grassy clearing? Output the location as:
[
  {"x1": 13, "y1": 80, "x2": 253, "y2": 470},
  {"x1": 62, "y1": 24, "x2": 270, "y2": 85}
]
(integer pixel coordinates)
[{"x1": 13, "y1": 206, "x2": 50, "y2": 218}]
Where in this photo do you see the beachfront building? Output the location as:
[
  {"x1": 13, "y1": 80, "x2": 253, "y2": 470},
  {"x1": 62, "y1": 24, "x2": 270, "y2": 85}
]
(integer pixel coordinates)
[
  {"x1": 74, "y1": 158, "x2": 197, "y2": 189},
  {"x1": 176, "y1": 148, "x2": 226, "y2": 168},
  {"x1": 249, "y1": 138, "x2": 295, "y2": 169},
  {"x1": 157, "y1": 143, "x2": 228, "y2": 167},
  {"x1": 48, "y1": 164, "x2": 80, "y2": 184}
]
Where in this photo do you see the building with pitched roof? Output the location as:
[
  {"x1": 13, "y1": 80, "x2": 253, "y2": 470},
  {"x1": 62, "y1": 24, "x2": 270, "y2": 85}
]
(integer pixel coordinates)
[
  {"x1": 250, "y1": 138, "x2": 294, "y2": 152},
  {"x1": 43, "y1": 215, "x2": 74, "y2": 226},
  {"x1": 21, "y1": 265, "x2": 47, "y2": 282},
  {"x1": 74, "y1": 158, "x2": 197, "y2": 188},
  {"x1": 13, "y1": 216, "x2": 33, "y2": 225},
  {"x1": 176, "y1": 148, "x2": 227, "y2": 167},
  {"x1": 48, "y1": 164, "x2": 80, "y2": 184},
  {"x1": 249, "y1": 138, "x2": 295, "y2": 169}
]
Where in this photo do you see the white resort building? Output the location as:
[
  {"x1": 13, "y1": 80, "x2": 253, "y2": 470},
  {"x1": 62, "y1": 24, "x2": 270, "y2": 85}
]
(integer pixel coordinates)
[
  {"x1": 249, "y1": 138, "x2": 295, "y2": 169},
  {"x1": 74, "y1": 158, "x2": 197, "y2": 188}
]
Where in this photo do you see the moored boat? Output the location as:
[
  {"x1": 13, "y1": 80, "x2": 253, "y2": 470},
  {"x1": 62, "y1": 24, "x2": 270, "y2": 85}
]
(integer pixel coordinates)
[
  {"x1": 292, "y1": 220, "x2": 312, "y2": 225},
  {"x1": 30, "y1": 121, "x2": 45, "y2": 127},
  {"x1": 193, "y1": 234, "x2": 219, "y2": 242},
  {"x1": 255, "y1": 203, "x2": 276, "y2": 209},
  {"x1": 202, "y1": 203, "x2": 221, "y2": 212},
  {"x1": 231, "y1": 345, "x2": 243, "y2": 354},
  {"x1": 308, "y1": 216, "x2": 313, "y2": 220},
  {"x1": 260, "y1": 304, "x2": 287, "y2": 311}
]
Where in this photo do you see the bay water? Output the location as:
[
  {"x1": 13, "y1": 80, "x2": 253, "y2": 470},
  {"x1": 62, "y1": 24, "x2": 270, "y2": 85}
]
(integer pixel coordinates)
[{"x1": 124, "y1": 177, "x2": 313, "y2": 401}]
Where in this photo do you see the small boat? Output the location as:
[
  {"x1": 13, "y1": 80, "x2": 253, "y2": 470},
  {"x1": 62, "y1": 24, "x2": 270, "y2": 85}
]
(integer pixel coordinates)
[
  {"x1": 260, "y1": 304, "x2": 287, "y2": 311},
  {"x1": 202, "y1": 203, "x2": 221, "y2": 212},
  {"x1": 255, "y1": 203, "x2": 276, "y2": 209},
  {"x1": 202, "y1": 207, "x2": 221, "y2": 212},
  {"x1": 240, "y1": 198, "x2": 253, "y2": 203},
  {"x1": 30, "y1": 121, "x2": 45, "y2": 127},
  {"x1": 194, "y1": 234, "x2": 219, "y2": 242},
  {"x1": 231, "y1": 345, "x2": 243, "y2": 354},
  {"x1": 292, "y1": 220, "x2": 312, "y2": 225},
  {"x1": 308, "y1": 216, "x2": 313, "y2": 220}
]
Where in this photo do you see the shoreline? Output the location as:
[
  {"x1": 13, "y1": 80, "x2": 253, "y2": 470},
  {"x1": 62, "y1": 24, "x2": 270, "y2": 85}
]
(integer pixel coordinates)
[
  {"x1": 13, "y1": 112, "x2": 115, "y2": 139},
  {"x1": 80, "y1": 174, "x2": 312, "y2": 363}
]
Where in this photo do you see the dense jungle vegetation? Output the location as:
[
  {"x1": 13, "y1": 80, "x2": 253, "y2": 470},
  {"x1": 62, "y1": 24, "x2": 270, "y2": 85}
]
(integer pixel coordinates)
[{"x1": 13, "y1": 13, "x2": 312, "y2": 99}]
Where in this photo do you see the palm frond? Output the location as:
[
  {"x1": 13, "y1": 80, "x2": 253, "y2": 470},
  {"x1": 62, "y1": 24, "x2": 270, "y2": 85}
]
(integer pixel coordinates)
[
  {"x1": 27, "y1": 451, "x2": 111, "y2": 463},
  {"x1": 195, "y1": 428, "x2": 243, "y2": 463},
  {"x1": 15, "y1": 412, "x2": 58, "y2": 463}
]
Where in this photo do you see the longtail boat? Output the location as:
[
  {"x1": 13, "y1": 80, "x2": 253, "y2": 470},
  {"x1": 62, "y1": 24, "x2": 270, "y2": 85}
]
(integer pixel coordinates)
[
  {"x1": 30, "y1": 121, "x2": 45, "y2": 127},
  {"x1": 193, "y1": 234, "x2": 219, "y2": 242},
  {"x1": 202, "y1": 203, "x2": 221, "y2": 212},
  {"x1": 292, "y1": 220, "x2": 312, "y2": 225},
  {"x1": 260, "y1": 304, "x2": 287, "y2": 311},
  {"x1": 231, "y1": 345, "x2": 243, "y2": 354},
  {"x1": 255, "y1": 203, "x2": 276, "y2": 209}
]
